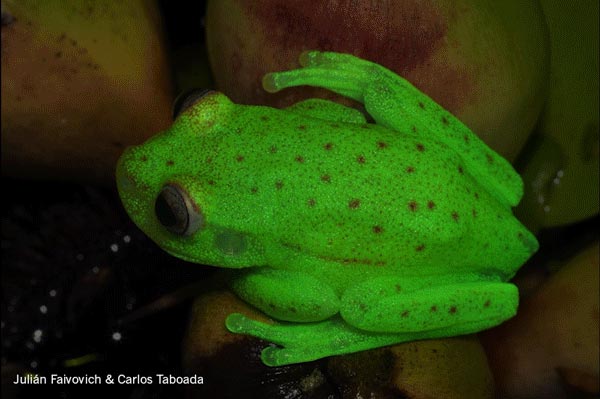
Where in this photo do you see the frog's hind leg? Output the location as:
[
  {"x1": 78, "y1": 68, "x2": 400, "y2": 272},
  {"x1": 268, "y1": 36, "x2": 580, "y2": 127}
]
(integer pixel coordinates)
[
  {"x1": 264, "y1": 51, "x2": 523, "y2": 208},
  {"x1": 340, "y1": 275, "x2": 518, "y2": 334}
]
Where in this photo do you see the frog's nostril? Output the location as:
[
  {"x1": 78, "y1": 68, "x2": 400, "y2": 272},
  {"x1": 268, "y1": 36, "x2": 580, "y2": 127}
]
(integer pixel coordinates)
[
  {"x1": 518, "y1": 229, "x2": 539, "y2": 254},
  {"x1": 117, "y1": 174, "x2": 136, "y2": 192}
]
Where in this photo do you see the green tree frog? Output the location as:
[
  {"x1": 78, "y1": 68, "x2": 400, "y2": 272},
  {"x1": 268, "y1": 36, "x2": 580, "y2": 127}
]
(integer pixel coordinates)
[{"x1": 116, "y1": 51, "x2": 538, "y2": 367}]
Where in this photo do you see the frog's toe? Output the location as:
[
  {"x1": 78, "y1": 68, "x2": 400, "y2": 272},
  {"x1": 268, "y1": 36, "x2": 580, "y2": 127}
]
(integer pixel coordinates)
[
  {"x1": 298, "y1": 51, "x2": 375, "y2": 71},
  {"x1": 297, "y1": 50, "x2": 345, "y2": 68},
  {"x1": 262, "y1": 67, "x2": 346, "y2": 93},
  {"x1": 226, "y1": 313, "x2": 273, "y2": 338},
  {"x1": 224, "y1": 313, "x2": 249, "y2": 332},
  {"x1": 298, "y1": 50, "x2": 318, "y2": 67},
  {"x1": 262, "y1": 345, "x2": 325, "y2": 367},
  {"x1": 261, "y1": 73, "x2": 281, "y2": 93},
  {"x1": 262, "y1": 68, "x2": 331, "y2": 93},
  {"x1": 261, "y1": 346, "x2": 290, "y2": 367},
  {"x1": 226, "y1": 313, "x2": 294, "y2": 346}
]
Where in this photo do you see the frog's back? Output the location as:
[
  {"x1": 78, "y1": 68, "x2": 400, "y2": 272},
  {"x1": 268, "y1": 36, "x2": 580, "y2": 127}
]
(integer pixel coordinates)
[{"x1": 208, "y1": 105, "x2": 536, "y2": 280}]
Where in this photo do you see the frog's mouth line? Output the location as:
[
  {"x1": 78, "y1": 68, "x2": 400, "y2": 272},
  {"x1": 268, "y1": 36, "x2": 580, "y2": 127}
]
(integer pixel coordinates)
[{"x1": 159, "y1": 244, "x2": 203, "y2": 265}]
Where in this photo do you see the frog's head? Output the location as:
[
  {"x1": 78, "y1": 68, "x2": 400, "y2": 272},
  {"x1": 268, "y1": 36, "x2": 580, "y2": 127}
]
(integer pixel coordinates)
[{"x1": 116, "y1": 90, "x2": 264, "y2": 268}]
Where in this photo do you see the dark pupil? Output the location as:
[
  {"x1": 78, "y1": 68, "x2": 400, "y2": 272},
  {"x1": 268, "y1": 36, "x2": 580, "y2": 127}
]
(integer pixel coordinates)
[{"x1": 155, "y1": 188, "x2": 187, "y2": 233}]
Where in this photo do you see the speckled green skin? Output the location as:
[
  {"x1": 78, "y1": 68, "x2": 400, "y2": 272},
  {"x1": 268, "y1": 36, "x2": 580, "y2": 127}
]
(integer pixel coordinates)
[{"x1": 116, "y1": 51, "x2": 538, "y2": 366}]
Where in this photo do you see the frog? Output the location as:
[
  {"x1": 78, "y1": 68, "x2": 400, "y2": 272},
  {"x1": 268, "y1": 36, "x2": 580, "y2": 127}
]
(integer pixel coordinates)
[{"x1": 116, "y1": 51, "x2": 538, "y2": 367}]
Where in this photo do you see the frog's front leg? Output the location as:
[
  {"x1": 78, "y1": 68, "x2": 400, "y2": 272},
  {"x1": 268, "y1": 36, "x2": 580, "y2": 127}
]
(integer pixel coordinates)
[
  {"x1": 340, "y1": 275, "x2": 518, "y2": 335},
  {"x1": 229, "y1": 268, "x2": 340, "y2": 322},
  {"x1": 226, "y1": 313, "x2": 404, "y2": 366}
]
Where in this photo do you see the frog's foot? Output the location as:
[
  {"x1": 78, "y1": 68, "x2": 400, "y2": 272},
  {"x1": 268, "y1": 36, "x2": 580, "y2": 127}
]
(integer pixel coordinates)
[
  {"x1": 226, "y1": 313, "x2": 402, "y2": 367},
  {"x1": 263, "y1": 51, "x2": 377, "y2": 102}
]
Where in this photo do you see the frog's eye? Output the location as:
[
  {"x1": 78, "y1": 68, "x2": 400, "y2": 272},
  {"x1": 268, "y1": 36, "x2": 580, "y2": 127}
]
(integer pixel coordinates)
[
  {"x1": 155, "y1": 183, "x2": 203, "y2": 236},
  {"x1": 172, "y1": 89, "x2": 215, "y2": 119}
]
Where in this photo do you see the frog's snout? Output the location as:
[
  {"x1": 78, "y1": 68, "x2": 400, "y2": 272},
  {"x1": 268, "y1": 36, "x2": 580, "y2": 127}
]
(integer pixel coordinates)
[{"x1": 115, "y1": 149, "x2": 150, "y2": 242}]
